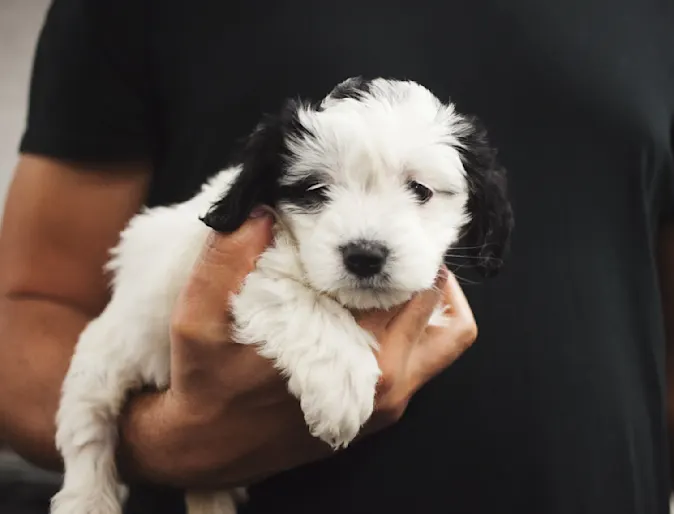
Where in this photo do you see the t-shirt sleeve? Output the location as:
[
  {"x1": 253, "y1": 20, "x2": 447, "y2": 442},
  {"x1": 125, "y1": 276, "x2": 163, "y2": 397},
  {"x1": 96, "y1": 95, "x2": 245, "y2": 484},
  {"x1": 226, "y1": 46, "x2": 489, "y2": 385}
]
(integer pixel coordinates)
[{"x1": 19, "y1": 0, "x2": 155, "y2": 162}]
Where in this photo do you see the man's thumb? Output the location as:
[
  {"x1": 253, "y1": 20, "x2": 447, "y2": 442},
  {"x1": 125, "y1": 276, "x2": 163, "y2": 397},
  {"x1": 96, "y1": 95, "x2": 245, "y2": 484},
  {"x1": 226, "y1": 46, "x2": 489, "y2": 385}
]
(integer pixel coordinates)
[
  {"x1": 197, "y1": 210, "x2": 275, "y2": 290},
  {"x1": 208, "y1": 209, "x2": 274, "y2": 253},
  {"x1": 172, "y1": 210, "x2": 274, "y2": 344}
]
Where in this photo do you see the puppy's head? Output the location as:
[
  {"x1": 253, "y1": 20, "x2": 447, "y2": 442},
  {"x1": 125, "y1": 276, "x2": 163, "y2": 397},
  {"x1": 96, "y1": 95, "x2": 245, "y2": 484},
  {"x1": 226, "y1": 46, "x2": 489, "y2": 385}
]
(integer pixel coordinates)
[{"x1": 203, "y1": 77, "x2": 513, "y2": 309}]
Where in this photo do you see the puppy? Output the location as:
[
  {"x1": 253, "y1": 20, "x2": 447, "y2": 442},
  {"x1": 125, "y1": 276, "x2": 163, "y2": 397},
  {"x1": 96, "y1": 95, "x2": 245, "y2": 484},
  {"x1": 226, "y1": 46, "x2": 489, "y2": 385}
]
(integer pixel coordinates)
[{"x1": 50, "y1": 77, "x2": 513, "y2": 514}]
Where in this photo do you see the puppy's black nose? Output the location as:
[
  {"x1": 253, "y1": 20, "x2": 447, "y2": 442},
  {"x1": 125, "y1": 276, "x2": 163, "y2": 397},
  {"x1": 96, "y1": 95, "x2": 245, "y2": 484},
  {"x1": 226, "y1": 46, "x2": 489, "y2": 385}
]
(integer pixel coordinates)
[{"x1": 341, "y1": 241, "x2": 389, "y2": 278}]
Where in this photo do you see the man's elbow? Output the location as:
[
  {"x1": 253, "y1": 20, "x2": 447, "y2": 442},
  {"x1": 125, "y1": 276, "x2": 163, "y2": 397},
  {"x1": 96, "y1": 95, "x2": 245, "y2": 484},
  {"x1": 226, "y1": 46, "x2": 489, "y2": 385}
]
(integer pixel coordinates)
[{"x1": 0, "y1": 389, "x2": 63, "y2": 472}]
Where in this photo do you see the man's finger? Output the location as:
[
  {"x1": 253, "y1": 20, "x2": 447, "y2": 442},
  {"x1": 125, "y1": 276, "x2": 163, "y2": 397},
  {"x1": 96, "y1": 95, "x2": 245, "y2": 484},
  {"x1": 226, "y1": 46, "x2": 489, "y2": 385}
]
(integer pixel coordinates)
[
  {"x1": 354, "y1": 305, "x2": 403, "y2": 338},
  {"x1": 174, "y1": 212, "x2": 274, "y2": 338},
  {"x1": 197, "y1": 211, "x2": 275, "y2": 292},
  {"x1": 423, "y1": 272, "x2": 477, "y2": 351},
  {"x1": 417, "y1": 272, "x2": 477, "y2": 370},
  {"x1": 441, "y1": 271, "x2": 475, "y2": 326},
  {"x1": 386, "y1": 268, "x2": 449, "y2": 344}
]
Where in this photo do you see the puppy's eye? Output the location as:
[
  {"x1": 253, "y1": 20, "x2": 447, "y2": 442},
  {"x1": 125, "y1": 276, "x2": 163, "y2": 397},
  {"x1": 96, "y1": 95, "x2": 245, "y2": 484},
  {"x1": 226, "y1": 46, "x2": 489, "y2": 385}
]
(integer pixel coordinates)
[
  {"x1": 278, "y1": 176, "x2": 330, "y2": 212},
  {"x1": 407, "y1": 180, "x2": 434, "y2": 204},
  {"x1": 305, "y1": 183, "x2": 329, "y2": 201}
]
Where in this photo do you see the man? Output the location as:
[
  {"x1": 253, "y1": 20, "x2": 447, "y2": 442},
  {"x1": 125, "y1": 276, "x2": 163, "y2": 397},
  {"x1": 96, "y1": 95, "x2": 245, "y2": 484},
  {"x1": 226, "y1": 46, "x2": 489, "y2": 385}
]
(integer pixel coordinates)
[{"x1": 1, "y1": 0, "x2": 673, "y2": 513}]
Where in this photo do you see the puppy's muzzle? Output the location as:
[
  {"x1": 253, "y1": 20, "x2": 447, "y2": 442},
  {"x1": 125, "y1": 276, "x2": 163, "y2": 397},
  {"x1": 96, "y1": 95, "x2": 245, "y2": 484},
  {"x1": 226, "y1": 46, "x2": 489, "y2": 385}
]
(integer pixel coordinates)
[{"x1": 340, "y1": 240, "x2": 389, "y2": 278}]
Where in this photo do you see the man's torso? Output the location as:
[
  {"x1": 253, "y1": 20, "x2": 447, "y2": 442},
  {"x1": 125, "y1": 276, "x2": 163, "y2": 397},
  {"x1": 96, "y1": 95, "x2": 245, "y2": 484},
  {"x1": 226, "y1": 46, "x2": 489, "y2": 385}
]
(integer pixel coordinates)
[{"x1": 44, "y1": 1, "x2": 674, "y2": 512}]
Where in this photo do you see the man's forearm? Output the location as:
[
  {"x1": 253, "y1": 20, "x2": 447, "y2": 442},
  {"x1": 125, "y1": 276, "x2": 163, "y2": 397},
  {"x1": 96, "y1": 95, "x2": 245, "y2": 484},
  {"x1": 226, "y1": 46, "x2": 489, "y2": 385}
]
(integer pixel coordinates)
[
  {"x1": 118, "y1": 388, "x2": 246, "y2": 489},
  {"x1": 0, "y1": 294, "x2": 198, "y2": 487},
  {"x1": 117, "y1": 388, "x2": 184, "y2": 486}
]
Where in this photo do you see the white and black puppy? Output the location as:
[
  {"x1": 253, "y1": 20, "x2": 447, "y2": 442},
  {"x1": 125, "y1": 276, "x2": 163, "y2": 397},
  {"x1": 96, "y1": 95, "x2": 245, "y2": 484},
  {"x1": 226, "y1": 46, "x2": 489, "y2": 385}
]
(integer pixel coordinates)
[{"x1": 50, "y1": 77, "x2": 513, "y2": 514}]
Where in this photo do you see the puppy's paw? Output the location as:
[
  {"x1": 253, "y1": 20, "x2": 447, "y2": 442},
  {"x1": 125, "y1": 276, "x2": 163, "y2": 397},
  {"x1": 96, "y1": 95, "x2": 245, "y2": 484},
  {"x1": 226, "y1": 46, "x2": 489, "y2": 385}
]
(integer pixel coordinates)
[
  {"x1": 51, "y1": 486, "x2": 122, "y2": 514},
  {"x1": 299, "y1": 351, "x2": 381, "y2": 449}
]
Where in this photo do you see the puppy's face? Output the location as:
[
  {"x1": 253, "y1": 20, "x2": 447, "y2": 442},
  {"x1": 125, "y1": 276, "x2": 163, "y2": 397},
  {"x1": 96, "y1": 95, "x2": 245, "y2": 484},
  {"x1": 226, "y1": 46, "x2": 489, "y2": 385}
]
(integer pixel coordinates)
[
  {"x1": 277, "y1": 81, "x2": 471, "y2": 309},
  {"x1": 203, "y1": 78, "x2": 513, "y2": 309}
]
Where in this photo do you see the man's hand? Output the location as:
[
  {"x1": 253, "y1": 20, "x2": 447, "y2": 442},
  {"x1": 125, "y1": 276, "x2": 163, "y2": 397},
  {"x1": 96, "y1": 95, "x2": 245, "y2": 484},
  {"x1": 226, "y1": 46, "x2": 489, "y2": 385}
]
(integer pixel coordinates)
[{"x1": 120, "y1": 211, "x2": 477, "y2": 489}]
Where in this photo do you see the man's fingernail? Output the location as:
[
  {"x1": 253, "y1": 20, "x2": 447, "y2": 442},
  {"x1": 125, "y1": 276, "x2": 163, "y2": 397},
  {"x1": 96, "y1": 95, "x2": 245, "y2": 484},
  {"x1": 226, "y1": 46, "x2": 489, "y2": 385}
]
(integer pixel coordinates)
[{"x1": 249, "y1": 206, "x2": 270, "y2": 219}]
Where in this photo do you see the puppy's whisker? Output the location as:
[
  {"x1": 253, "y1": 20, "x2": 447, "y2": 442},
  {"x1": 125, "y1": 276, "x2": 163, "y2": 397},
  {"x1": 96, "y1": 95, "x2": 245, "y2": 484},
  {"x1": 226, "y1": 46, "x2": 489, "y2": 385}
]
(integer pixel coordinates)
[
  {"x1": 448, "y1": 245, "x2": 487, "y2": 250},
  {"x1": 460, "y1": 276, "x2": 480, "y2": 285},
  {"x1": 446, "y1": 263, "x2": 481, "y2": 286},
  {"x1": 445, "y1": 253, "x2": 504, "y2": 265},
  {"x1": 455, "y1": 275, "x2": 480, "y2": 286},
  {"x1": 444, "y1": 254, "x2": 484, "y2": 260}
]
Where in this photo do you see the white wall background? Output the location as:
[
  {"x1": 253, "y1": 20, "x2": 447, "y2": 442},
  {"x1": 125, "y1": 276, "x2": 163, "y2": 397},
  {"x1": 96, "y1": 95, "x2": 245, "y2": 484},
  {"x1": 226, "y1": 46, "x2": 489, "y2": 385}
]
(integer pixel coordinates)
[{"x1": 0, "y1": 0, "x2": 50, "y2": 203}]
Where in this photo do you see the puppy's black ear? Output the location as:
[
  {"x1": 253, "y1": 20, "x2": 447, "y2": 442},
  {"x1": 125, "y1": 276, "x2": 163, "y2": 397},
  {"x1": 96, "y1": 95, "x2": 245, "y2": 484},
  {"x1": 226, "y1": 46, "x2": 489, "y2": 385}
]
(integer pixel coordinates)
[
  {"x1": 451, "y1": 116, "x2": 514, "y2": 278},
  {"x1": 201, "y1": 100, "x2": 304, "y2": 233},
  {"x1": 327, "y1": 76, "x2": 372, "y2": 101}
]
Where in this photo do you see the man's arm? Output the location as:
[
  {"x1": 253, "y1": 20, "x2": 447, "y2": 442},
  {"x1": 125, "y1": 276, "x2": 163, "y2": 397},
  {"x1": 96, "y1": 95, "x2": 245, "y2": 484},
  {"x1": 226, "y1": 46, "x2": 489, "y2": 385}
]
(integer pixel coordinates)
[
  {"x1": 0, "y1": 154, "x2": 479, "y2": 491},
  {"x1": 0, "y1": 155, "x2": 150, "y2": 469}
]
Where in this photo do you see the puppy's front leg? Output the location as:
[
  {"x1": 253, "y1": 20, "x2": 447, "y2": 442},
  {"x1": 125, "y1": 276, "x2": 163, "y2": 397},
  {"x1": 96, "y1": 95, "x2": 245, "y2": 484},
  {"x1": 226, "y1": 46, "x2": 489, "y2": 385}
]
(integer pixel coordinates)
[
  {"x1": 232, "y1": 274, "x2": 381, "y2": 449},
  {"x1": 51, "y1": 314, "x2": 148, "y2": 514}
]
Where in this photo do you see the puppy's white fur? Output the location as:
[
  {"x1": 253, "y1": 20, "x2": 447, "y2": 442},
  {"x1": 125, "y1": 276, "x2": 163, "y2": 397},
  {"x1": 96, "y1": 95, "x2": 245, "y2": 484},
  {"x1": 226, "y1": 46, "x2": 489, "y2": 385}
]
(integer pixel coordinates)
[{"x1": 51, "y1": 78, "x2": 480, "y2": 514}]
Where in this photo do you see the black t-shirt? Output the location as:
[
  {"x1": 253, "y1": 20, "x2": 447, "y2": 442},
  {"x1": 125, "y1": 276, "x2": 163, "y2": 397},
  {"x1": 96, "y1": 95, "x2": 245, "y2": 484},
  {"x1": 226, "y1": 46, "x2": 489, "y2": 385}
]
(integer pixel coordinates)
[{"x1": 20, "y1": 1, "x2": 674, "y2": 513}]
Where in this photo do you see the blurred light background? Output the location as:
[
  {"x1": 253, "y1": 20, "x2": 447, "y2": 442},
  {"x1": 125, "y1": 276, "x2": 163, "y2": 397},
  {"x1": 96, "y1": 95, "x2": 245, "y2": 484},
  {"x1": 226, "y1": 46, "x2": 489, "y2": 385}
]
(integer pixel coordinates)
[
  {"x1": 0, "y1": 2, "x2": 672, "y2": 513},
  {"x1": 0, "y1": 0, "x2": 50, "y2": 203}
]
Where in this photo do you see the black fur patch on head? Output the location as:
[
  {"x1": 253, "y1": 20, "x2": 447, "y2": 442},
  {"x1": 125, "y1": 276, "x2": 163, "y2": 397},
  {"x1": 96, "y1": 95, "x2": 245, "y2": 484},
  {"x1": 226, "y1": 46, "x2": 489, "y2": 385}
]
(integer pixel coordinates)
[
  {"x1": 449, "y1": 116, "x2": 514, "y2": 278},
  {"x1": 328, "y1": 76, "x2": 372, "y2": 101},
  {"x1": 200, "y1": 99, "x2": 314, "y2": 232}
]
